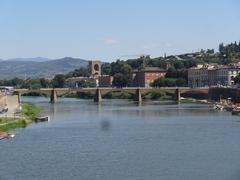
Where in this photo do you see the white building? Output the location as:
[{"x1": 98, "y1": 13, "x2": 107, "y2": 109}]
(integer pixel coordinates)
[
  {"x1": 66, "y1": 77, "x2": 98, "y2": 88},
  {"x1": 188, "y1": 64, "x2": 240, "y2": 87}
]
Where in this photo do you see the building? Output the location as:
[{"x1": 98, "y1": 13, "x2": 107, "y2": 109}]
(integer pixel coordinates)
[
  {"x1": 188, "y1": 64, "x2": 213, "y2": 87},
  {"x1": 98, "y1": 75, "x2": 113, "y2": 87},
  {"x1": 188, "y1": 64, "x2": 240, "y2": 87},
  {"x1": 89, "y1": 60, "x2": 101, "y2": 78},
  {"x1": 67, "y1": 60, "x2": 103, "y2": 88},
  {"x1": 215, "y1": 66, "x2": 240, "y2": 86},
  {"x1": 131, "y1": 67, "x2": 167, "y2": 87},
  {"x1": 0, "y1": 86, "x2": 14, "y2": 95},
  {"x1": 67, "y1": 77, "x2": 97, "y2": 88}
]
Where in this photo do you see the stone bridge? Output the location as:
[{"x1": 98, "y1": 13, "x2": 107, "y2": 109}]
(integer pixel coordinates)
[
  {"x1": 14, "y1": 87, "x2": 210, "y2": 103},
  {"x1": 14, "y1": 87, "x2": 209, "y2": 103}
]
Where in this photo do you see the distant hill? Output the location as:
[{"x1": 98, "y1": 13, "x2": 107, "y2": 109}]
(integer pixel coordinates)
[
  {"x1": 5, "y1": 57, "x2": 51, "y2": 62},
  {"x1": 0, "y1": 57, "x2": 88, "y2": 79}
]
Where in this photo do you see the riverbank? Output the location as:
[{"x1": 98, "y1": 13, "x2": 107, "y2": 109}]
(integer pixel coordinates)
[
  {"x1": 0, "y1": 117, "x2": 27, "y2": 131},
  {"x1": 0, "y1": 102, "x2": 42, "y2": 131}
]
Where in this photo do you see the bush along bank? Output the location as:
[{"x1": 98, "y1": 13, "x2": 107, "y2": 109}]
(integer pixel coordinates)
[{"x1": 0, "y1": 102, "x2": 42, "y2": 131}]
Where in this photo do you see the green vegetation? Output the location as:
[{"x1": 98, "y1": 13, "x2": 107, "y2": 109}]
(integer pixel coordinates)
[
  {"x1": 66, "y1": 90, "x2": 174, "y2": 101},
  {"x1": 144, "y1": 92, "x2": 172, "y2": 101},
  {"x1": 219, "y1": 41, "x2": 240, "y2": 63},
  {"x1": 151, "y1": 77, "x2": 187, "y2": 87},
  {"x1": 0, "y1": 118, "x2": 27, "y2": 131},
  {"x1": 21, "y1": 102, "x2": 42, "y2": 120},
  {"x1": 103, "y1": 91, "x2": 133, "y2": 99},
  {"x1": 0, "y1": 102, "x2": 42, "y2": 131}
]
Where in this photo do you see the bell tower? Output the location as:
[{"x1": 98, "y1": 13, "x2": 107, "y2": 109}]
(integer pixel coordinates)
[{"x1": 89, "y1": 60, "x2": 101, "y2": 77}]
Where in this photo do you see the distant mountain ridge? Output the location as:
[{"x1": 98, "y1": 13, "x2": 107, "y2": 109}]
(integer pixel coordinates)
[
  {"x1": 0, "y1": 57, "x2": 88, "y2": 79},
  {"x1": 4, "y1": 57, "x2": 51, "y2": 62}
]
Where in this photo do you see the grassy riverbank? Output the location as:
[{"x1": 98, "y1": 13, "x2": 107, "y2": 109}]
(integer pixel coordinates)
[
  {"x1": 0, "y1": 118, "x2": 27, "y2": 131},
  {"x1": 21, "y1": 102, "x2": 42, "y2": 120},
  {"x1": 0, "y1": 102, "x2": 42, "y2": 131}
]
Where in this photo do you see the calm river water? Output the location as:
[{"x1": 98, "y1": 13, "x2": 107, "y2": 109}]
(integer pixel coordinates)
[{"x1": 1, "y1": 97, "x2": 240, "y2": 180}]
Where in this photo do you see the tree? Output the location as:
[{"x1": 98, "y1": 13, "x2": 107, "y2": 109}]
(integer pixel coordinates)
[
  {"x1": 174, "y1": 61, "x2": 184, "y2": 69},
  {"x1": 101, "y1": 63, "x2": 111, "y2": 75},
  {"x1": 234, "y1": 73, "x2": 240, "y2": 84},
  {"x1": 110, "y1": 60, "x2": 132, "y2": 75},
  {"x1": 40, "y1": 78, "x2": 51, "y2": 88},
  {"x1": 219, "y1": 43, "x2": 224, "y2": 54},
  {"x1": 21, "y1": 78, "x2": 42, "y2": 89},
  {"x1": 112, "y1": 73, "x2": 128, "y2": 87},
  {"x1": 206, "y1": 49, "x2": 214, "y2": 54},
  {"x1": 151, "y1": 77, "x2": 184, "y2": 87},
  {"x1": 165, "y1": 78, "x2": 176, "y2": 87},
  {"x1": 151, "y1": 77, "x2": 167, "y2": 87},
  {"x1": 176, "y1": 78, "x2": 187, "y2": 87},
  {"x1": 67, "y1": 67, "x2": 90, "y2": 78},
  {"x1": 166, "y1": 67, "x2": 177, "y2": 78},
  {"x1": 52, "y1": 74, "x2": 66, "y2": 88}
]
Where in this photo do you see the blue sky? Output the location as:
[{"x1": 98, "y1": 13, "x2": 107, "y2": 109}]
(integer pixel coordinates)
[{"x1": 0, "y1": 0, "x2": 239, "y2": 61}]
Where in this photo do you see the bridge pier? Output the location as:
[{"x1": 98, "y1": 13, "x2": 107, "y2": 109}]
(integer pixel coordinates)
[
  {"x1": 134, "y1": 88, "x2": 142, "y2": 103},
  {"x1": 175, "y1": 88, "x2": 181, "y2": 102},
  {"x1": 50, "y1": 89, "x2": 57, "y2": 103},
  {"x1": 94, "y1": 88, "x2": 102, "y2": 103},
  {"x1": 17, "y1": 93, "x2": 21, "y2": 104}
]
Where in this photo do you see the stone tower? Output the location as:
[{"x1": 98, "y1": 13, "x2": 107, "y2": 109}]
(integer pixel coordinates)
[{"x1": 89, "y1": 60, "x2": 101, "y2": 77}]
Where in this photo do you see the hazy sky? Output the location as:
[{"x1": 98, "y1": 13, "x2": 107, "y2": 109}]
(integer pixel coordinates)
[{"x1": 0, "y1": 0, "x2": 240, "y2": 61}]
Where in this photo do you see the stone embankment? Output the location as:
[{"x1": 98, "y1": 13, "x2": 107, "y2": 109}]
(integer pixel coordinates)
[{"x1": 0, "y1": 95, "x2": 19, "y2": 117}]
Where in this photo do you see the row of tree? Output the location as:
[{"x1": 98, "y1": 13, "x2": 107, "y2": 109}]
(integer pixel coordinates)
[
  {"x1": 151, "y1": 77, "x2": 187, "y2": 87},
  {"x1": 0, "y1": 75, "x2": 65, "y2": 89},
  {"x1": 219, "y1": 41, "x2": 240, "y2": 57}
]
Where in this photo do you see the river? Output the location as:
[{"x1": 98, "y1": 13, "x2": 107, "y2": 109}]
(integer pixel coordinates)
[{"x1": 1, "y1": 97, "x2": 240, "y2": 180}]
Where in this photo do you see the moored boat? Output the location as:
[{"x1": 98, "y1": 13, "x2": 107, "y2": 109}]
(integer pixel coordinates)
[
  {"x1": 0, "y1": 131, "x2": 15, "y2": 139},
  {"x1": 35, "y1": 116, "x2": 50, "y2": 123},
  {"x1": 213, "y1": 103, "x2": 224, "y2": 111}
]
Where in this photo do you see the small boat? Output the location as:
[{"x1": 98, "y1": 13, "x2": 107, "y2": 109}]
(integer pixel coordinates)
[
  {"x1": 213, "y1": 104, "x2": 224, "y2": 111},
  {"x1": 35, "y1": 116, "x2": 50, "y2": 123},
  {"x1": 8, "y1": 134, "x2": 15, "y2": 138},
  {"x1": 0, "y1": 131, "x2": 15, "y2": 140}
]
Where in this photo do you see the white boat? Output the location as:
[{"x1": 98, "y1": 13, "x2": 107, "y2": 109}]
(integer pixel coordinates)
[
  {"x1": 0, "y1": 131, "x2": 15, "y2": 139},
  {"x1": 213, "y1": 103, "x2": 224, "y2": 111}
]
